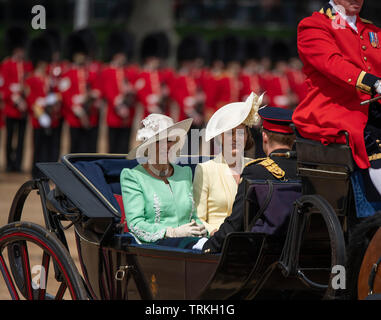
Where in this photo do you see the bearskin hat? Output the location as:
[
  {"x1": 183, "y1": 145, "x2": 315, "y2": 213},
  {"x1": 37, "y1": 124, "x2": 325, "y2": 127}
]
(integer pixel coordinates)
[
  {"x1": 140, "y1": 31, "x2": 170, "y2": 61},
  {"x1": 270, "y1": 40, "x2": 291, "y2": 63},
  {"x1": 42, "y1": 28, "x2": 62, "y2": 54},
  {"x1": 177, "y1": 34, "x2": 207, "y2": 64},
  {"x1": 207, "y1": 38, "x2": 225, "y2": 66},
  {"x1": 222, "y1": 35, "x2": 245, "y2": 64},
  {"x1": 106, "y1": 30, "x2": 134, "y2": 62},
  {"x1": 76, "y1": 27, "x2": 98, "y2": 59},
  {"x1": 65, "y1": 31, "x2": 89, "y2": 61},
  {"x1": 4, "y1": 26, "x2": 28, "y2": 54},
  {"x1": 28, "y1": 36, "x2": 53, "y2": 67}
]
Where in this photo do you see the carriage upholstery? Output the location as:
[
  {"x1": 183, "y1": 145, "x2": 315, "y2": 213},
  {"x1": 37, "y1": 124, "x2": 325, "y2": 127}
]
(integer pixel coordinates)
[{"x1": 68, "y1": 155, "x2": 214, "y2": 215}]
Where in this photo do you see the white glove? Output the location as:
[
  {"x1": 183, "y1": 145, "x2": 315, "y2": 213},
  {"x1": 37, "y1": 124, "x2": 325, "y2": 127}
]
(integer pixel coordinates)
[
  {"x1": 45, "y1": 93, "x2": 58, "y2": 106},
  {"x1": 39, "y1": 113, "x2": 51, "y2": 128},
  {"x1": 375, "y1": 80, "x2": 381, "y2": 95},
  {"x1": 192, "y1": 237, "x2": 208, "y2": 251},
  {"x1": 166, "y1": 220, "x2": 207, "y2": 238}
]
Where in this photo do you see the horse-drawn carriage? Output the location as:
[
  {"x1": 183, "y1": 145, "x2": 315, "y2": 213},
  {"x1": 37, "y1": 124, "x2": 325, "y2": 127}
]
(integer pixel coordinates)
[{"x1": 0, "y1": 133, "x2": 379, "y2": 300}]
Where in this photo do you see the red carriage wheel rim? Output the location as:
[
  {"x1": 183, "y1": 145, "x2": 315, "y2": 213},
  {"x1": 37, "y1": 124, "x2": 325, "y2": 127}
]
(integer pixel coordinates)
[{"x1": 0, "y1": 232, "x2": 78, "y2": 300}]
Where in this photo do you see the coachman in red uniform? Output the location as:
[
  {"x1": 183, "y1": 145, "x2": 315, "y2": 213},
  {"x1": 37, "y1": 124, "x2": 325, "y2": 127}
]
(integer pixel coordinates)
[
  {"x1": 101, "y1": 30, "x2": 137, "y2": 154},
  {"x1": 294, "y1": 0, "x2": 381, "y2": 213},
  {"x1": 2, "y1": 27, "x2": 32, "y2": 172},
  {"x1": 26, "y1": 36, "x2": 62, "y2": 178}
]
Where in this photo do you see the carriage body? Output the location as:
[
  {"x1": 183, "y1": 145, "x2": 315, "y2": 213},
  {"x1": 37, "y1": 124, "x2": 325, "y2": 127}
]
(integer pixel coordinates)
[{"x1": 0, "y1": 133, "x2": 369, "y2": 300}]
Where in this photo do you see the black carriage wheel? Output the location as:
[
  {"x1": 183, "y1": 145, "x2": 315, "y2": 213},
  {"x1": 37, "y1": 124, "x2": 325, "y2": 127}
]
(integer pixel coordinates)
[
  {"x1": 0, "y1": 222, "x2": 87, "y2": 300},
  {"x1": 293, "y1": 195, "x2": 346, "y2": 299}
]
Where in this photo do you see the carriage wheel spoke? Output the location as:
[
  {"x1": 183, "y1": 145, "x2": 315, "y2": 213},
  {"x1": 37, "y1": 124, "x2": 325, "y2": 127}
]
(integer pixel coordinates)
[
  {"x1": 55, "y1": 282, "x2": 67, "y2": 300},
  {"x1": 38, "y1": 251, "x2": 50, "y2": 300},
  {"x1": 20, "y1": 241, "x2": 33, "y2": 300},
  {"x1": 0, "y1": 254, "x2": 20, "y2": 300}
]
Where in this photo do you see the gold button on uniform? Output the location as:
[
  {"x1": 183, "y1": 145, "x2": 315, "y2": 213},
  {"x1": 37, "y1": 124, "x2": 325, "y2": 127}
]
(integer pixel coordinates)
[
  {"x1": 360, "y1": 35, "x2": 364, "y2": 40},
  {"x1": 362, "y1": 45, "x2": 367, "y2": 50},
  {"x1": 364, "y1": 57, "x2": 367, "y2": 61},
  {"x1": 348, "y1": 78, "x2": 352, "y2": 82},
  {"x1": 368, "y1": 66, "x2": 372, "y2": 71}
]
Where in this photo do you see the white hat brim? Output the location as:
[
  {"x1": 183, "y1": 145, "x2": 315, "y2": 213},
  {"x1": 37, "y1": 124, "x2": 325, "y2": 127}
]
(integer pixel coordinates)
[
  {"x1": 127, "y1": 118, "x2": 193, "y2": 160},
  {"x1": 205, "y1": 92, "x2": 254, "y2": 142}
]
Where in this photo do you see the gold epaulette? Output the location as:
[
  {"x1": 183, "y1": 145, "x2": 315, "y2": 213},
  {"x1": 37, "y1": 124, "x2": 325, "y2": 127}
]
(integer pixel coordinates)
[
  {"x1": 369, "y1": 153, "x2": 381, "y2": 162},
  {"x1": 244, "y1": 157, "x2": 285, "y2": 180},
  {"x1": 360, "y1": 18, "x2": 373, "y2": 24},
  {"x1": 244, "y1": 157, "x2": 267, "y2": 168},
  {"x1": 319, "y1": 6, "x2": 336, "y2": 20}
]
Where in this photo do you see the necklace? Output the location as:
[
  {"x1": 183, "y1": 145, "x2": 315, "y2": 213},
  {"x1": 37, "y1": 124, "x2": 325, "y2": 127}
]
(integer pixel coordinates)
[{"x1": 148, "y1": 164, "x2": 170, "y2": 177}]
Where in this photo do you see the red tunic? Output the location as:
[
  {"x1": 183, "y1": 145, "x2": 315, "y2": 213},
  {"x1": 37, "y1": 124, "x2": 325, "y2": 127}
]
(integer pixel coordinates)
[
  {"x1": 169, "y1": 72, "x2": 199, "y2": 121},
  {"x1": 239, "y1": 71, "x2": 262, "y2": 101},
  {"x1": 293, "y1": 7, "x2": 381, "y2": 169},
  {"x1": 100, "y1": 65, "x2": 136, "y2": 128},
  {"x1": 25, "y1": 73, "x2": 61, "y2": 129},
  {"x1": 135, "y1": 69, "x2": 166, "y2": 118},
  {"x1": 261, "y1": 72, "x2": 291, "y2": 109},
  {"x1": 59, "y1": 67, "x2": 99, "y2": 128},
  {"x1": 286, "y1": 67, "x2": 308, "y2": 104},
  {"x1": 1, "y1": 58, "x2": 33, "y2": 119}
]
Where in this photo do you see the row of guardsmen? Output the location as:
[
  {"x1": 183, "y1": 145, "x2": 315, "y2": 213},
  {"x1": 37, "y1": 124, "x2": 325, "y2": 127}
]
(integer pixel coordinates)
[{"x1": 0, "y1": 26, "x2": 308, "y2": 178}]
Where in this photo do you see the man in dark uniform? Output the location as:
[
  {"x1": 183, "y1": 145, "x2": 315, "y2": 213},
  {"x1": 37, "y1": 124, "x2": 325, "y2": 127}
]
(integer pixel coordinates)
[{"x1": 194, "y1": 106, "x2": 297, "y2": 253}]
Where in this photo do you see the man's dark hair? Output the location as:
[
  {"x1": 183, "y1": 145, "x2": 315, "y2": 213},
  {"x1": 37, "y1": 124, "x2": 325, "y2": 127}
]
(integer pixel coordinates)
[{"x1": 262, "y1": 128, "x2": 295, "y2": 149}]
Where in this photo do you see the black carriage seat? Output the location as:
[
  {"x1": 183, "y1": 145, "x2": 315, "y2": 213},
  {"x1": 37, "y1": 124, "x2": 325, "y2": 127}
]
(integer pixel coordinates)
[{"x1": 295, "y1": 133, "x2": 355, "y2": 218}]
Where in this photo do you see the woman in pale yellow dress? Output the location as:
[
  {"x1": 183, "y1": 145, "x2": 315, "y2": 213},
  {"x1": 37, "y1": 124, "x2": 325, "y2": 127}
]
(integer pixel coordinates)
[{"x1": 193, "y1": 92, "x2": 264, "y2": 235}]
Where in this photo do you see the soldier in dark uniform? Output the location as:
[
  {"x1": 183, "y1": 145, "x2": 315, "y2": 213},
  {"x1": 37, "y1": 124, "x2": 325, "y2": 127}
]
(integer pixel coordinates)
[{"x1": 194, "y1": 106, "x2": 297, "y2": 253}]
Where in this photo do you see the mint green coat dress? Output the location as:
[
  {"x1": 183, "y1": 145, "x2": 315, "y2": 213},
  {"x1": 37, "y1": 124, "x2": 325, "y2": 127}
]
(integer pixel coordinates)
[{"x1": 120, "y1": 164, "x2": 203, "y2": 243}]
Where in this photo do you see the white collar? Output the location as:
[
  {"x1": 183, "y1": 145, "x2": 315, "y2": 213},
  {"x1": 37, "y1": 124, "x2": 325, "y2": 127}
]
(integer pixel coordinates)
[{"x1": 329, "y1": 0, "x2": 358, "y2": 32}]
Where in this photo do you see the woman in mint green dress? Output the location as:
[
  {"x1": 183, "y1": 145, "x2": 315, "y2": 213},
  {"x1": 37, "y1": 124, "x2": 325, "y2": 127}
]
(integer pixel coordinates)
[{"x1": 121, "y1": 114, "x2": 206, "y2": 246}]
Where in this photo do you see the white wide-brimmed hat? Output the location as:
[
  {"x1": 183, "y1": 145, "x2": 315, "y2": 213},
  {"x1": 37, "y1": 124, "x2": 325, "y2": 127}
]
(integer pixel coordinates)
[
  {"x1": 127, "y1": 114, "x2": 193, "y2": 160},
  {"x1": 205, "y1": 92, "x2": 265, "y2": 142}
]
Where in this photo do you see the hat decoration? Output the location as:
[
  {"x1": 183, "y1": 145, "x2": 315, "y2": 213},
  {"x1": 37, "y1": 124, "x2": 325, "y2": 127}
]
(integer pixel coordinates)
[
  {"x1": 242, "y1": 92, "x2": 265, "y2": 127},
  {"x1": 136, "y1": 114, "x2": 174, "y2": 142},
  {"x1": 205, "y1": 91, "x2": 265, "y2": 142},
  {"x1": 127, "y1": 114, "x2": 193, "y2": 160}
]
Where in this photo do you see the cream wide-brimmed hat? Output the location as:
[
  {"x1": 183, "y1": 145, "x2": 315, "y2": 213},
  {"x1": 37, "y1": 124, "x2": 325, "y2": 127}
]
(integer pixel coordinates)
[
  {"x1": 127, "y1": 113, "x2": 193, "y2": 160},
  {"x1": 205, "y1": 92, "x2": 265, "y2": 142}
]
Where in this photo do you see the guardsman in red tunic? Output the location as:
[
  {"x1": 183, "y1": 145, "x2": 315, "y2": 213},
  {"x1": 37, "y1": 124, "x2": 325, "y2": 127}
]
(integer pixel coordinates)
[
  {"x1": 43, "y1": 28, "x2": 68, "y2": 160},
  {"x1": 135, "y1": 32, "x2": 171, "y2": 119},
  {"x1": 203, "y1": 38, "x2": 225, "y2": 122},
  {"x1": 214, "y1": 36, "x2": 243, "y2": 110},
  {"x1": 294, "y1": 0, "x2": 381, "y2": 207},
  {"x1": 2, "y1": 27, "x2": 33, "y2": 172},
  {"x1": 172, "y1": 35, "x2": 205, "y2": 125},
  {"x1": 25, "y1": 36, "x2": 62, "y2": 179},
  {"x1": 101, "y1": 30, "x2": 137, "y2": 154},
  {"x1": 286, "y1": 49, "x2": 308, "y2": 106},
  {"x1": 240, "y1": 38, "x2": 264, "y2": 101},
  {"x1": 240, "y1": 38, "x2": 267, "y2": 158},
  {"x1": 59, "y1": 31, "x2": 101, "y2": 153},
  {"x1": 262, "y1": 41, "x2": 297, "y2": 110}
]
